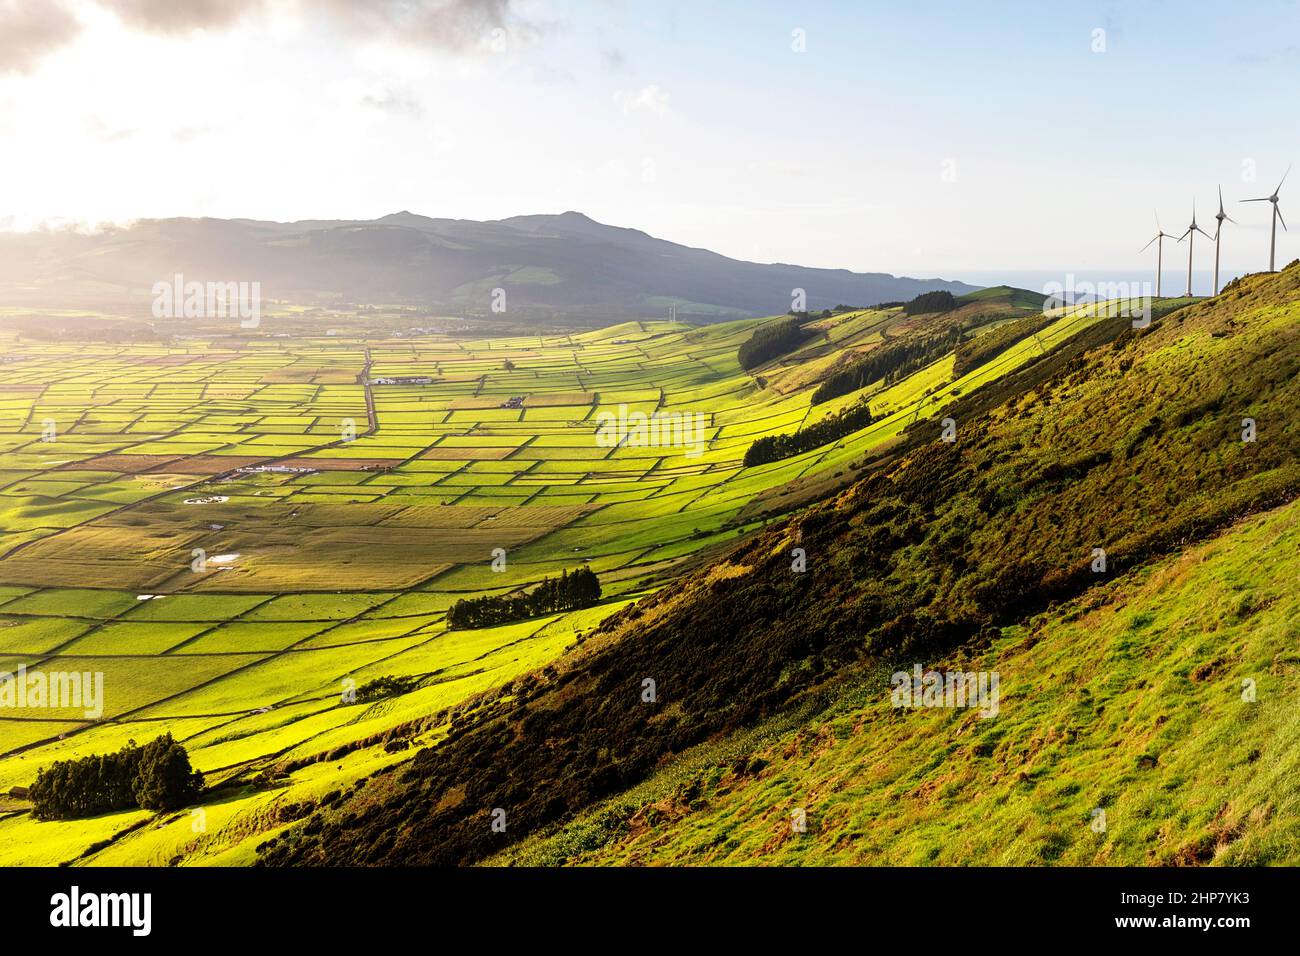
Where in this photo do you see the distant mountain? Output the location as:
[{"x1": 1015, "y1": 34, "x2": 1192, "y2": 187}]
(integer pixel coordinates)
[{"x1": 0, "y1": 211, "x2": 978, "y2": 323}]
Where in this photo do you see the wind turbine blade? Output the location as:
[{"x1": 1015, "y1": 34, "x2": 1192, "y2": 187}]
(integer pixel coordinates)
[
  {"x1": 1278, "y1": 205, "x2": 1288, "y2": 231},
  {"x1": 1277, "y1": 165, "x2": 1292, "y2": 194},
  {"x1": 1140, "y1": 235, "x2": 1158, "y2": 252},
  {"x1": 1177, "y1": 227, "x2": 1191, "y2": 242},
  {"x1": 1196, "y1": 225, "x2": 1215, "y2": 238},
  {"x1": 1218, "y1": 185, "x2": 1226, "y2": 215},
  {"x1": 1154, "y1": 209, "x2": 1163, "y2": 232},
  {"x1": 1240, "y1": 197, "x2": 1270, "y2": 203}
]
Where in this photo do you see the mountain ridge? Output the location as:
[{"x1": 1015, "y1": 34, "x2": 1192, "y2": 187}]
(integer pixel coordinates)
[{"x1": 0, "y1": 211, "x2": 978, "y2": 324}]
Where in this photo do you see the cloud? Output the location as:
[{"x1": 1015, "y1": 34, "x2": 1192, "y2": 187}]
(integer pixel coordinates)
[
  {"x1": 615, "y1": 84, "x2": 670, "y2": 117},
  {"x1": 0, "y1": 0, "x2": 82, "y2": 75},
  {"x1": 0, "y1": 0, "x2": 540, "y2": 74},
  {"x1": 97, "y1": 0, "x2": 268, "y2": 33},
  {"x1": 317, "y1": 0, "x2": 540, "y2": 53}
]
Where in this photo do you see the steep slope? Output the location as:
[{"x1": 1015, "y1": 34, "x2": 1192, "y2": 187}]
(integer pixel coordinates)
[
  {"x1": 0, "y1": 212, "x2": 977, "y2": 324},
  {"x1": 258, "y1": 266, "x2": 1299, "y2": 867},
  {"x1": 503, "y1": 496, "x2": 1300, "y2": 865}
]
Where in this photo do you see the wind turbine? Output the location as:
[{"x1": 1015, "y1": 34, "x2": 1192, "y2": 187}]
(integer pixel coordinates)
[
  {"x1": 1240, "y1": 166, "x2": 1289, "y2": 272},
  {"x1": 1176, "y1": 200, "x2": 1214, "y2": 297},
  {"x1": 1211, "y1": 185, "x2": 1236, "y2": 295},
  {"x1": 1139, "y1": 211, "x2": 1176, "y2": 298}
]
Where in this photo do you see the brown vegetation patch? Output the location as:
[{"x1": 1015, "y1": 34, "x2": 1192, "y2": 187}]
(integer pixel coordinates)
[
  {"x1": 60, "y1": 453, "x2": 185, "y2": 474},
  {"x1": 151, "y1": 455, "x2": 268, "y2": 475}
]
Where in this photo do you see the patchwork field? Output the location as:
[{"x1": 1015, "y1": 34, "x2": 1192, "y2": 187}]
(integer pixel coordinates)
[{"x1": 0, "y1": 293, "x2": 1121, "y2": 863}]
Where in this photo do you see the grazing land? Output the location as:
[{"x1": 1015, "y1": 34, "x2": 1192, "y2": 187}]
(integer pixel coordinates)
[{"x1": 0, "y1": 291, "x2": 1158, "y2": 864}]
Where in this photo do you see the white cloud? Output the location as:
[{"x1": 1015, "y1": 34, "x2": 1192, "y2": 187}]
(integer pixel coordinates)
[{"x1": 0, "y1": 0, "x2": 539, "y2": 75}]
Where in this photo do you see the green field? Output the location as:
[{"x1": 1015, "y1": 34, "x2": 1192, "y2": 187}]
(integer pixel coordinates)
[{"x1": 0, "y1": 294, "x2": 1147, "y2": 864}]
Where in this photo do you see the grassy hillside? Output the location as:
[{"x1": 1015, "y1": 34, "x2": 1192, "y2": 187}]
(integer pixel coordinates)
[
  {"x1": 503, "y1": 496, "x2": 1300, "y2": 865},
  {"x1": 957, "y1": 284, "x2": 1049, "y2": 311},
  {"x1": 257, "y1": 266, "x2": 1298, "y2": 868}
]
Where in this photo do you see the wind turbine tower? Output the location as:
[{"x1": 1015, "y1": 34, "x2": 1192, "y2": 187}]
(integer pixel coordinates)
[
  {"x1": 1176, "y1": 200, "x2": 1214, "y2": 297},
  {"x1": 1212, "y1": 185, "x2": 1236, "y2": 295},
  {"x1": 1140, "y1": 212, "x2": 1176, "y2": 298},
  {"x1": 1240, "y1": 166, "x2": 1290, "y2": 272}
]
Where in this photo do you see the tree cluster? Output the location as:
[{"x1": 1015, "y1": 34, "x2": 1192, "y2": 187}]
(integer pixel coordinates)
[
  {"x1": 743, "y1": 400, "x2": 875, "y2": 466},
  {"x1": 447, "y1": 567, "x2": 602, "y2": 629},
  {"x1": 738, "y1": 317, "x2": 815, "y2": 370},
  {"x1": 902, "y1": 290, "x2": 958, "y2": 315},
  {"x1": 30, "y1": 734, "x2": 204, "y2": 820},
  {"x1": 812, "y1": 325, "x2": 967, "y2": 405}
]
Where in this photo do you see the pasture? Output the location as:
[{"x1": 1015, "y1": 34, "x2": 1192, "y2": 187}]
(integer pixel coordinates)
[{"x1": 0, "y1": 298, "x2": 1081, "y2": 863}]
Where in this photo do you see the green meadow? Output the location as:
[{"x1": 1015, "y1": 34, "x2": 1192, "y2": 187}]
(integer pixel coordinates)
[{"x1": 0, "y1": 292, "x2": 1155, "y2": 864}]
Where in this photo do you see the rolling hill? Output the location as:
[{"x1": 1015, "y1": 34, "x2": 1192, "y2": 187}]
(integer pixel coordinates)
[
  {"x1": 0, "y1": 212, "x2": 978, "y2": 325},
  {"x1": 255, "y1": 264, "x2": 1299, "y2": 867}
]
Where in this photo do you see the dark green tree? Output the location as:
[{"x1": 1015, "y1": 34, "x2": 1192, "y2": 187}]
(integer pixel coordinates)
[
  {"x1": 29, "y1": 735, "x2": 201, "y2": 820},
  {"x1": 132, "y1": 734, "x2": 204, "y2": 811}
]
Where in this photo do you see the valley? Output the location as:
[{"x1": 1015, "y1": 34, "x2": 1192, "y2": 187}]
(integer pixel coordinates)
[
  {"x1": 2, "y1": 268, "x2": 1293, "y2": 869},
  {"x1": 0, "y1": 286, "x2": 1063, "y2": 863}
]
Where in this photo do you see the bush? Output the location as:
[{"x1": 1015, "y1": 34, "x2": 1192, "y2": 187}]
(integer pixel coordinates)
[{"x1": 356, "y1": 675, "x2": 422, "y2": 702}]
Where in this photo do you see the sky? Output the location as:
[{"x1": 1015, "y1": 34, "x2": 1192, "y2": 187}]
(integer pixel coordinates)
[{"x1": 1, "y1": 0, "x2": 1297, "y2": 288}]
